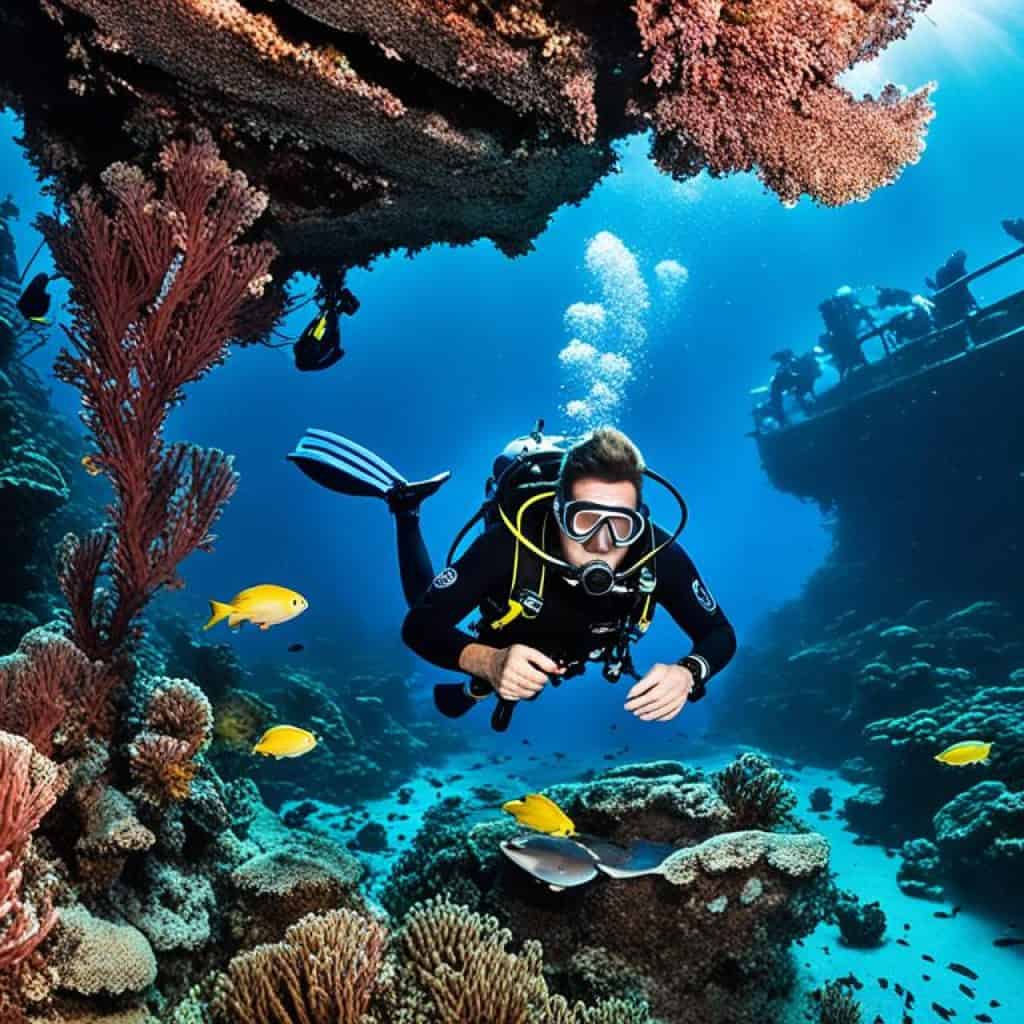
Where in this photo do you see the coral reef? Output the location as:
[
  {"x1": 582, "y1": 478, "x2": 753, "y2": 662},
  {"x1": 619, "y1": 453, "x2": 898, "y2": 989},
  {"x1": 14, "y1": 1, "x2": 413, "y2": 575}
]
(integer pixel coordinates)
[
  {"x1": 212, "y1": 908, "x2": 386, "y2": 1023},
  {"x1": 0, "y1": 136, "x2": 381, "y2": 1024},
  {"x1": 0, "y1": 732, "x2": 64, "y2": 969},
  {"x1": 931, "y1": 781, "x2": 1024, "y2": 900},
  {"x1": 814, "y1": 979, "x2": 862, "y2": 1024},
  {"x1": 234, "y1": 658, "x2": 468, "y2": 809},
  {"x1": 211, "y1": 896, "x2": 658, "y2": 1024},
  {"x1": 830, "y1": 890, "x2": 886, "y2": 948},
  {"x1": 716, "y1": 595, "x2": 1024, "y2": 909},
  {"x1": 381, "y1": 757, "x2": 830, "y2": 1024},
  {"x1": 712, "y1": 752, "x2": 798, "y2": 829},
  {"x1": 0, "y1": 0, "x2": 936, "y2": 276},
  {"x1": 895, "y1": 837, "x2": 944, "y2": 901}
]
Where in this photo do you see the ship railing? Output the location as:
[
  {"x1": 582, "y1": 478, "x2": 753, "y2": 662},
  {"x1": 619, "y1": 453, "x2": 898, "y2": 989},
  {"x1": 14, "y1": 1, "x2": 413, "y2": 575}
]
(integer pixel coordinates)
[{"x1": 855, "y1": 243, "x2": 1024, "y2": 356}]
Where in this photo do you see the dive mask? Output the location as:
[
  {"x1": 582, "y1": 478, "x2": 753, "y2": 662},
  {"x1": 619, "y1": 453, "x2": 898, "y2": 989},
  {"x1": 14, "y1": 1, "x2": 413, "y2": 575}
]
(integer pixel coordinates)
[{"x1": 553, "y1": 497, "x2": 647, "y2": 548}]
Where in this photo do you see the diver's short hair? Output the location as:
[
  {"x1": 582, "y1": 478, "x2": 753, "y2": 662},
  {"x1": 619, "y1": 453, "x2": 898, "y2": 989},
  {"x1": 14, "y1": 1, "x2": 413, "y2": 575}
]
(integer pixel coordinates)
[{"x1": 559, "y1": 426, "x2": 645, "y2": 501}]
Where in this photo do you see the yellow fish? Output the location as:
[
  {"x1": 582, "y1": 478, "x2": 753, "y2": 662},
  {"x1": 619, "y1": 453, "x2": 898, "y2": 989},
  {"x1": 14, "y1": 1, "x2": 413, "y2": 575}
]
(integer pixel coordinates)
[
  {"x1": 81, "y1": 455, "x2": 103, "y2": 476},
  {"x1": 252, "y1": 725, "x2": 318, "y2": 759},
  {"x1": 934, "y1": 740, "x2": 993, "y2": 767},
  {"x1": 502, "y1": 793, "x2": 576, "y2": 837},
  {"x1": 203, "y1": 585, "x2": 308, "y2": 631}
]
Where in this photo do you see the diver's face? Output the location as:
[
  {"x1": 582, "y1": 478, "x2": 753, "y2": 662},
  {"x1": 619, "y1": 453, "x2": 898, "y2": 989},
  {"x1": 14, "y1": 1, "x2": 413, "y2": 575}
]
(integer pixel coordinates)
[{"x1": 558, "y1": 477, "x2": 639, "y2": 571}]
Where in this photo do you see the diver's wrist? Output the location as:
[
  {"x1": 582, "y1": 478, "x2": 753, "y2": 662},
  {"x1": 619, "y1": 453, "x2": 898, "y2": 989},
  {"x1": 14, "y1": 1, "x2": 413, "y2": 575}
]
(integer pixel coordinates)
[
  {"x1": 677, "y1": 655, "x2": 709, "y2": 702},
  {"x1": 458, "y1": 642, "x2": 500, "y2": 685}
]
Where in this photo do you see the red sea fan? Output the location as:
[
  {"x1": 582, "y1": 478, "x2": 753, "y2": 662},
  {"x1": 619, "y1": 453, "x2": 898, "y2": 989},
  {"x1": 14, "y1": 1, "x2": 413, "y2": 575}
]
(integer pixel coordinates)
[{"x1": 38, "y1": 133, "x2": 279, "y2": 661}]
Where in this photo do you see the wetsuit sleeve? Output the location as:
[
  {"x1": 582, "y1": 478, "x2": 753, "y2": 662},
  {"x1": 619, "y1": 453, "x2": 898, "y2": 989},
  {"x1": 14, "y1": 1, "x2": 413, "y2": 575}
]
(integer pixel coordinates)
[
  {"x1": 652, "y1": 529, "x2": 737, "y2": 695},
  {"x1": 400, "y1": 525, "x2": 512, "y2": 672}
]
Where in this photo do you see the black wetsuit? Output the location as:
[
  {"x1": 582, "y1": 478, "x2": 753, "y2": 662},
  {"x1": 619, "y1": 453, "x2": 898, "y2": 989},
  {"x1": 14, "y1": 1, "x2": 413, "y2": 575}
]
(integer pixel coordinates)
[{"x1": 399, "y1": 510, "x2": 736, "y2": 699}]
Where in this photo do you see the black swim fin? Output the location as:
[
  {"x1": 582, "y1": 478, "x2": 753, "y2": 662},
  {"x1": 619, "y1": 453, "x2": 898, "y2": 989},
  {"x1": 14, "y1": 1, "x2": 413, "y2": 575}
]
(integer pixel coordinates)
[{"x1": 287, "y1": 428, "x2": 450, "y2": 507}]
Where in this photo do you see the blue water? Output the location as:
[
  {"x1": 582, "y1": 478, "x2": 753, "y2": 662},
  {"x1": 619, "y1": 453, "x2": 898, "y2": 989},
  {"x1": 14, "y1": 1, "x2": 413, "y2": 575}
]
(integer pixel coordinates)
[{"x1": 2, "y1": 4, "x2": 1022, "y2": 751}]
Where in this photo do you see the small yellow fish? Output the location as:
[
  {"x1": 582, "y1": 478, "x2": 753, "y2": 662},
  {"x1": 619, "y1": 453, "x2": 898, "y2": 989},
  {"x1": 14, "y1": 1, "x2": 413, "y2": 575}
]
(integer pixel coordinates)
[
  {"x1": 252, "y1": 725, "x2": 318, "y2": 759},
  {"x1": 203, "y1": 585, "x2": 308, "y2": 631},
  {"x1": 934, "y1": 740, "x2": 993, "y2": 767},
  {"x1": 502, "y1": 793, "x2": 576, "y2": 837},
  {"x1": 81, "y1": 455, "x2": 103, "y2": 476}
]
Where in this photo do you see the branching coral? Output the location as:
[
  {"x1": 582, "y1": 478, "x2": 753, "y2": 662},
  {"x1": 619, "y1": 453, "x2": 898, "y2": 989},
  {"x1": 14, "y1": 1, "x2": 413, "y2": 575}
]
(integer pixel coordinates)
[
  {"x1": 635, "y1": 0, "x2": 935, "y2": 205},
  {"x1": 814, "y1": 979, "x2": 862, "y2": 1024},
  {"x1": 212, "y1": 908, "x2": 386, "y2": 1024},
  {"x1": 144, "y1": 679, "x2": 213, "y2": 757},
  {"x1": 0, "y1": 732, "x2": 64, "y2": 968},
  {"x1": 400, "y1": 895, "x2": 549, "y2": 1023},
  {"x1": 38, "y1": 132, "x2": 279, "y2": 661},
  {"x1": 0, "y1": 626, "x2": 123, "y2": 757},
  {"x1": 128, "y1": 734, "x2": 198, "y2": 806},
  {"x1": 712, "y1": 752, "x2": 798, "y2": 829},
  {"x1": 127, "y1": 676, "x2": 214, "y2": 804}
]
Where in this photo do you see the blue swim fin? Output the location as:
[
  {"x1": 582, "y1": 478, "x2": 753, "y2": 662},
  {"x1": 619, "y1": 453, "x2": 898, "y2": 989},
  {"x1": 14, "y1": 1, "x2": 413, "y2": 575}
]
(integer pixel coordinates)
[{"x1": 287, "y1": 428, "x2": 450, "y2": 507}]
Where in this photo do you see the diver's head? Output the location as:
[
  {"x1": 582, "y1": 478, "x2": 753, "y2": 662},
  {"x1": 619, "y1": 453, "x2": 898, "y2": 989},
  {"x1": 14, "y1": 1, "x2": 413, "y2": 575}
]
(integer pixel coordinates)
[{"x1": 554, "y1": 426, "x2": 646, "y2": 574}]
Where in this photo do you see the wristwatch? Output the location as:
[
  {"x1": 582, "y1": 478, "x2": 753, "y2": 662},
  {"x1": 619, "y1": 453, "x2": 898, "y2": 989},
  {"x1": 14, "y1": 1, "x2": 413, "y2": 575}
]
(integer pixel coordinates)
[{"x1": 677, "y1": 655, "x2": 709, "y2": 702}]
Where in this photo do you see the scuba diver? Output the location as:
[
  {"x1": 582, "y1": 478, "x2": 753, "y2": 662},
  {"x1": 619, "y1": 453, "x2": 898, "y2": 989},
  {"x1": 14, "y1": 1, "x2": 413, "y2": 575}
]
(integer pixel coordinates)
[
  {"x1": 818, "y1": 288, "x2": 873, "y2": 379},
  {"x1": 926, "y1": 249, "x2": 978, "y2": 344},
  {"x1": 288, "y1": 423, "x2": 736, "y2": 732},
  {"x1": 767, "y1": 349, "x2": 820, "y2": 425}
]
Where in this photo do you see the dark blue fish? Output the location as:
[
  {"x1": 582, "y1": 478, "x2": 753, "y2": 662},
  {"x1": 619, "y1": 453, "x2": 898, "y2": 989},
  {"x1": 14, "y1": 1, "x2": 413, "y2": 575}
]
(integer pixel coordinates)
[
  {"x1": 948, "y1": 963, "x2": 978, "y2": 982},
  {"x1": 294, "y1": 308, "x2": 343, "y2": 372},
  {"x1": 16, "y1": 273, "x2": 50, "y2": 322}
]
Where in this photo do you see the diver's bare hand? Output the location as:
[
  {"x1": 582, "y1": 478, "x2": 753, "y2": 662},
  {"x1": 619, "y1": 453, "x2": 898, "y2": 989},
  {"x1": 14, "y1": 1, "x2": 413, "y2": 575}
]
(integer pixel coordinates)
[
  {"x1": 490, "y1": 644, "x2": 564, "y2": 701},
  {"x1": 624, "y1": 663, "x2": 693, "y2": 722}
]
